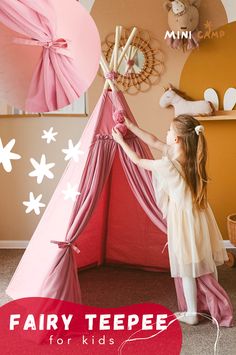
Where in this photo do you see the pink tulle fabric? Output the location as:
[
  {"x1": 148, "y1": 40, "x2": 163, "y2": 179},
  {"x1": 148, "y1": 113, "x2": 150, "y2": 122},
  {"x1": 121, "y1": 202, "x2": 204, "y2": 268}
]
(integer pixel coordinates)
[{"x1": 174, "y1": 274, "x2": 234, "y2": 327}]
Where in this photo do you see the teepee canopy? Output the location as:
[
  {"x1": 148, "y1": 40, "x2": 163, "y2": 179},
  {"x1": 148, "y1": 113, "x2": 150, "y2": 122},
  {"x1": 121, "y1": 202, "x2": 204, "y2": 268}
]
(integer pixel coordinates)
[{"x1": 6, "y1": 26, "x2": 169, "y2": 304}]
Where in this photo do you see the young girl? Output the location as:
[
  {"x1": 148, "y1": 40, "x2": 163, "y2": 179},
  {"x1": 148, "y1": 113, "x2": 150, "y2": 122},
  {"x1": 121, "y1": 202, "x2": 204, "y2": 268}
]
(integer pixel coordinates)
[{"x1": 112, "y1": 114, "x2": 233, "y2": 326}]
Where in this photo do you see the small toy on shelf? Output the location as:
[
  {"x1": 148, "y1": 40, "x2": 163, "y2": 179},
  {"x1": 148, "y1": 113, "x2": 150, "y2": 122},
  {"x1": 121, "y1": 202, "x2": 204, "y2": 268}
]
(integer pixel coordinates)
[
  {"x1": 159, "y1": 84, "x2": 214, "y2": 117},
  {"x1": 204, "y1": 87, "x2": 236, "y2": 111},
  {"x1": 204, "y1": 88, "x2": 219, "y2": 111},
  {"x1": 223, "y1": 88, "x2": 236, "y2": 110}
]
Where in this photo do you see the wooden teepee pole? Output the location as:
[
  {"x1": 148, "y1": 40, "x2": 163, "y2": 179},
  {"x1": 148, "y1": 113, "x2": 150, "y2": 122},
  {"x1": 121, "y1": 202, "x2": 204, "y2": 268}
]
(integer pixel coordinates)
[
  {"x1": 117, "y1": 27, "x2": 137, "y2": 70},
  {"x1": 103, "y1": 25, "x2": 122, "y2": 91},
  {"x1": 113, "y1": 25, "x2": 122, "y2": 72},
  {"x1": 100, "y1": 54, "x2": 116, "y2": 92},
  {"x1": 101, "y1": 26, "x2": 137, "y2": 91}
]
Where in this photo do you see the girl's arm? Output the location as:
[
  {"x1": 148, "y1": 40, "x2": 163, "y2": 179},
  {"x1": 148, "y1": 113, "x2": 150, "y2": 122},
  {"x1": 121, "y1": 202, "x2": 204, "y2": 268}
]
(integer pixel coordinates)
[
  {"x1": 124, "y1": 117, "x2": 166, "y2": 153},
  {"x1": 112, "y1": 127, "x2": 155, "y2": 171}
]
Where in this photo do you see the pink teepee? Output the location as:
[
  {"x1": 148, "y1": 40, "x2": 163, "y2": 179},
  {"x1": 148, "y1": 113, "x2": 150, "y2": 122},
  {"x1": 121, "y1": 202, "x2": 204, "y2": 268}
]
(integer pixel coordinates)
[
  {"x1": 6, "y1": 89, "x2": 169, "y2": 303},
  {"x1": 6, "y1": 25, "x2": 233, "y2": 327}
]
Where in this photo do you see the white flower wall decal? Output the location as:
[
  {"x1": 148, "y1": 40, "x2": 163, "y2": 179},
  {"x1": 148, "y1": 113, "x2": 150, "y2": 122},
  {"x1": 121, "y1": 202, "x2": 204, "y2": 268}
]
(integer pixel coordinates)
[
  {"x1": 29, "y1": 154, "x2": 55, "y2": 184},
  {"x1": 23, "y1": 192, "x2": 46, "y2": 215},
  {"x1": 42, "y1": 127, "x2": 58, "y2": 144},
  {"x1": 0, "y1": 138, "x2": 21, "y2": 173},
  {"x1": 62, "y1": 140, "x2": 84, "y2": 162}
]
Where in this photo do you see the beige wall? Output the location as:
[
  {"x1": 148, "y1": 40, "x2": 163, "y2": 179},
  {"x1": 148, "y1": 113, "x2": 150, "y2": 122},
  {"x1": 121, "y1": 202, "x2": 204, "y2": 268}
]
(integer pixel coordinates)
[
  {"x1": 0, "y1": 117, "x2": 87, "y2": 241},
  {"x1": 0, "y1": 0, "x2": 229, "y2": 241}
]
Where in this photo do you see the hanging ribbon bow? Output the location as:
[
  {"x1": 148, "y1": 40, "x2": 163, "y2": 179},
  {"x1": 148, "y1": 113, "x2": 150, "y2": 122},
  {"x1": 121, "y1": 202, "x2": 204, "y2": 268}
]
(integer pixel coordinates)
[
  {"x1": 13, "y1": 37, "x2": 72, "y2": 58},
  {"x1": 127, "y1": 59, "x2": 135, "y2": 68},
  {"x1": 125, "y1": 59, "x2": 135, "y2": 75},
  {"x1": 50, "y1": 240, "x2": 80, "y2": 254}
]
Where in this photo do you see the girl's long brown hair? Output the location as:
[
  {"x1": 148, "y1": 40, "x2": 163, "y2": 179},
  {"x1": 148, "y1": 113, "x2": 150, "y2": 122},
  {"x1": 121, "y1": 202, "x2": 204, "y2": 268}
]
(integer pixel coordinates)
[{"x1": 173, "y1": 115, "x2": 208, "y2": 210}]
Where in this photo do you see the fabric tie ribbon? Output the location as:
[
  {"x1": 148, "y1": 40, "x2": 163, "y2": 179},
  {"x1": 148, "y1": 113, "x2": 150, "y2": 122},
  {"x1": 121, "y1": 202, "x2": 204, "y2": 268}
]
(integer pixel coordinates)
[
  {"x1": 105, "y1": 70, "x2": 118, "y2": 81},
  {"x1": 50, "y1": 240, "x2": 80, "y2": 254},
  {"x1": 127, "y1": 59, "x2": 135, "y2": 68},
  {"x1": 125, "y1": 59, "x2": 135, "y2": 76},
  {"x1": 13, "y1": 37, "x2": 72, "y2": 58}
]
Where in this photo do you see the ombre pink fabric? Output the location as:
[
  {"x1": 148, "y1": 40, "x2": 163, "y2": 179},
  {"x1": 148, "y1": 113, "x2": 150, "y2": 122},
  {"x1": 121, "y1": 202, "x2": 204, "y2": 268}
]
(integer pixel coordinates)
[
  {"x1": 6, "y1": 90, "x2": 169, "y2": 303},
  {"x1": 174, "y1": 274, "x2": 234, "y2": 327},
  {"x1": 0, "y1": 0, "x2": 81, "y2": 112}
]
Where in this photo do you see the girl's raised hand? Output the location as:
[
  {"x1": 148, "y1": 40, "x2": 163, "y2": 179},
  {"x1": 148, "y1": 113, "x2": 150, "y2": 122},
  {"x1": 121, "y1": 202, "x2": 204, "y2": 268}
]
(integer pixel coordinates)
[
  {"x1": 112, "y1": 127, "x2": 124, "y2": 144},
  {"x1": 123, "y1": 116, "x2": 133, "y2": 129}
]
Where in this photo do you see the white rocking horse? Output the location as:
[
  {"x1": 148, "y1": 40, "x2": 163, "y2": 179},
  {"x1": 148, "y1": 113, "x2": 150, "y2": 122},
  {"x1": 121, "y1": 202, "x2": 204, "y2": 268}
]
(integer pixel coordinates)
[{"x1": 159, "y1": 84, "x2": 215, "y2": 117}]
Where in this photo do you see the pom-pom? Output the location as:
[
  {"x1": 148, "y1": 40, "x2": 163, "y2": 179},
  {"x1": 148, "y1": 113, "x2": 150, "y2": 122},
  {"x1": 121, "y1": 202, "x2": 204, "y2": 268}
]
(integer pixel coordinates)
[
  {"x1": 114, "y1": 123, "x2": 127, "y2": 136},
  {"x1": 113, "y1": 109, "x2": 126, "y2": 123}
]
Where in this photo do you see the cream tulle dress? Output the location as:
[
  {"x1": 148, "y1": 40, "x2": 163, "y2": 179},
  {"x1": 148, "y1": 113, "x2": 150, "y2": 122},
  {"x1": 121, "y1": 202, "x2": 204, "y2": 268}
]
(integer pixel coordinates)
[{"x1": 151, "y1": 149, "x2": 228, "y2": 278}]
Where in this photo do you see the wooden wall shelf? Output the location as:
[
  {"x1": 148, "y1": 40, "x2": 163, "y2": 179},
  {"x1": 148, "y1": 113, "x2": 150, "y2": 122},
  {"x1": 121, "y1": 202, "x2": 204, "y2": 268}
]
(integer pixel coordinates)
[{"x1": 196, "y1": 110, "x2": 236, "y2": 121}]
